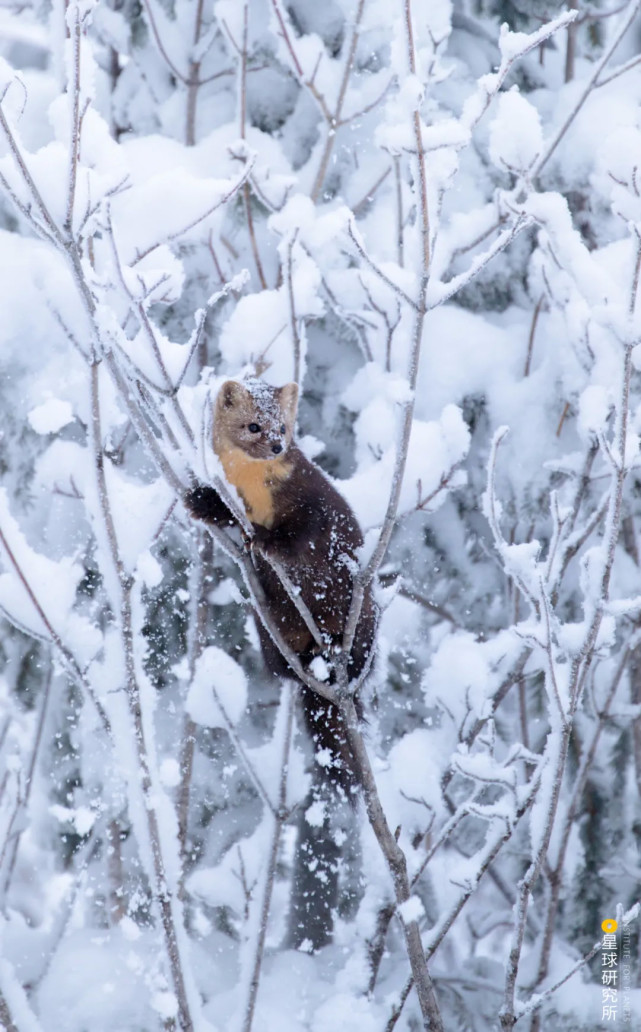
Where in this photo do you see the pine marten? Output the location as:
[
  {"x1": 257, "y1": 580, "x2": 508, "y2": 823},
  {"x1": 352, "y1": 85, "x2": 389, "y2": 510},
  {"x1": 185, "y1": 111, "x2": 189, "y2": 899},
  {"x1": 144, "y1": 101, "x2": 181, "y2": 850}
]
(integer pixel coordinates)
[{"x1": 184, "y1": 378, "x2": 377, "y2": 794}]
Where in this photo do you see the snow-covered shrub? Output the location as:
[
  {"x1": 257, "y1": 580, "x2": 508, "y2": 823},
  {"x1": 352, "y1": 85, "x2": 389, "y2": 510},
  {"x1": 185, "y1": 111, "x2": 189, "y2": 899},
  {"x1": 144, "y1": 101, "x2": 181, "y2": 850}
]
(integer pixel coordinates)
[{"x1": 0, "y1": 1, "x2": 640, "y2": 1030}]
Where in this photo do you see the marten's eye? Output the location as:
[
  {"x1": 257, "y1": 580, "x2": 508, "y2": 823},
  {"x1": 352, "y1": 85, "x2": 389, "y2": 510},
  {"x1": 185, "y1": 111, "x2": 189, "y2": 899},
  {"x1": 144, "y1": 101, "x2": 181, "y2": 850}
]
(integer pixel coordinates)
[
  {"x1": 248, "y1": 423, "x2": 261, "y2": 433},
  {"x1": 280, "y1": 425, "x2": 286, "y2": 435}
]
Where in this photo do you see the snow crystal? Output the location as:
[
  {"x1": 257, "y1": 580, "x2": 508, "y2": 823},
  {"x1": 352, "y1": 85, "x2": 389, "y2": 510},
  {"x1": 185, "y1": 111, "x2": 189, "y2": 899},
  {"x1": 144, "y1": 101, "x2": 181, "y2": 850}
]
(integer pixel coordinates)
[
  {"x1": 312, "y1": 993, "x2": 381, "y2": 1032},
  {"x1": 136, "y1": 550, "x2": 163, "y2": 589},
  {"x1": 186, "y1": 646, "x2": 248, "y2": 728},
  {"x1": 119, "y1": 917, "x2": 142, "y2": 942},
  {"x1": 340, "y1": 405, "x2": 469, "y2": 531},
  {"x1": 208, "y1": 578, "x2": 243, "y2": 605},
  {"x1": 0, "y1": 489, "x2": 101, "y2": 663},
  {"x1": 159, "y1": 758, "x2": 181, "y2": 788},
  {"x1": 398, "y1": 895, "x2": 425, "y2": 924},
  {"x1": 27, "y1": 398, "x2": 74, "y2": 434},
  {"x1": 49, "y1": 804, "x2": 96, "y2": 836},
  {"x1": 376, "y1": 728, "x2": 446, "y2": 843},
  {"x1": 489, "y1": 88, "x2": 543, "y2": 172},
  {"x1": 102, "y1": 466, "x2": 174, "y2": 574},
  {"x1": 577, "y1": 384, "x2": 610, "y2": 438},
  {"x1": 309, "y1": 656, "x2": 330, "y2": 681},
  {"x1": 151, "y1": 991, "x2": 178, "y2": 1020},
  {"x1": 304, "y1": 800, "x2": 326, "y2": 828},
  {"x1": 423, "y1": 633, "x2": 493, "y2": 726}
]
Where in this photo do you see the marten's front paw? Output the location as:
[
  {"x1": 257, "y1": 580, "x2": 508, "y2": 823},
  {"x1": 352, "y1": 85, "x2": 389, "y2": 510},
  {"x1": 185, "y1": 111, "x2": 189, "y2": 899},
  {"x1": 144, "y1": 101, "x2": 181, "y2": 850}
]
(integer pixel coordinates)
[
  {"x1": 184, "y1": 485, "x2": 211, "y2": 518},
  {"x1": 184, "y1": 484, "x2": 235, "y2": 526},
  {"x1": 250, "y1": 536, "x2": 272, "y2": 561}
]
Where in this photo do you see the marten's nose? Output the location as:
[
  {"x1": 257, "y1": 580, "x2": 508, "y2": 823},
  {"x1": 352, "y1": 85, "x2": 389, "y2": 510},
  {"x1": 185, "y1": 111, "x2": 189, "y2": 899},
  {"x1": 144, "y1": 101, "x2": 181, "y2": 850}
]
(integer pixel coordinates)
[{"x1": 271, "y1": 443, "x2": 283, "y2": 455}]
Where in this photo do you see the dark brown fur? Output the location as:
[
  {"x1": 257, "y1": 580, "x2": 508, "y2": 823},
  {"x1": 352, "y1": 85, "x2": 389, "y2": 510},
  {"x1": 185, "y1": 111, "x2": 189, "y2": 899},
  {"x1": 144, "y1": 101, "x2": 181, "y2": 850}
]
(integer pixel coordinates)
[{"x1": 185, "y1": 379, "x2": 377, "y2": 794}]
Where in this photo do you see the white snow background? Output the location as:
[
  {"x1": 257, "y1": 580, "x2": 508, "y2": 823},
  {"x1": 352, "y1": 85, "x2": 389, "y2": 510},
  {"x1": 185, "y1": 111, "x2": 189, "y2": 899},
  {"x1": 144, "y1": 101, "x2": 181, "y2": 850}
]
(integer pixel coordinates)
[{"x1": 0, "y1": 1, "x2": 640, "y2": 1030}]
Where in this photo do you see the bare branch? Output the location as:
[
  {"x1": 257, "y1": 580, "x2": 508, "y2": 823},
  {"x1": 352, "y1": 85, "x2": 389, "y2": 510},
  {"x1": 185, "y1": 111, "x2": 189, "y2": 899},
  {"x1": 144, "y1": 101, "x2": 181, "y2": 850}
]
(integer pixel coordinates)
[
  {"x1": 342, "y1": 696, "x2": 444, "y2": 1031},
  {"x1": 140, "y1": 0, "x2": 188, "y2": 84},
  {"x1": 242, "y1": 685, "x2": 294, "y2": 1032},
  {"x1": 533, "y1": 0, "x2": 641, "y2": 178},
  {"x1": 0, "y1": 659, "x2": 54, "y2": 905},
  {"x1": 377, "y1": 573, "x2": 458, "y2": 626},
  {"x1": 285, "y1": 231, "x2": 302, "y2": 383},
  {"x1": 524, "y1": 295, "x2": 544, "y2": 377},
  {"x1": 65, "y1": 2, "x2": 82, "y2": 235},
  {"x1": 340, "y1": 76, "x2": 394, "y2": 127},
  {"x1": 351, "y1": 166, "x2": 392, "y2": 220},
  {"x1": 310, "y1": 0, "x2": 366, "y2": 201},
  {"x1": 518, "y1": 940, "x2": 602, "y2": 1020},
  {"x1": 596, "y1": 51, "x2": 641, "y2": 88},
  {"x1": 0, "y1": 99, "x2": 64, "y2": 246},
  {"x1": 255, "y1": 546, "x2": 325, "y2": 651},
  {"x1": 175, "y1": 270, "x2": 250, "y2": 391},
  {"x1": 427, "y1": 214, "x2": 534, "y2": 310},
  {"x1": 210, "y1": 675, "x2": 278, "y2": 818},
  {"x1": 0, "y1": 518, "x2": 110, "y2": 735},
  {"x1": 347, "y1": 221, "x2": 418, "y2": 310}
]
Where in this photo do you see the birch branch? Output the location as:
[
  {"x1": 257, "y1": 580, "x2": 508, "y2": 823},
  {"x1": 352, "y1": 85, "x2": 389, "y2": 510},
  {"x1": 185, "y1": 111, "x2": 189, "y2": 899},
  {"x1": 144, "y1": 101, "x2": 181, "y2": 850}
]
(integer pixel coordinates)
[{"x1": 241, "y1": 684, "x2": 294, "y2": 1032}]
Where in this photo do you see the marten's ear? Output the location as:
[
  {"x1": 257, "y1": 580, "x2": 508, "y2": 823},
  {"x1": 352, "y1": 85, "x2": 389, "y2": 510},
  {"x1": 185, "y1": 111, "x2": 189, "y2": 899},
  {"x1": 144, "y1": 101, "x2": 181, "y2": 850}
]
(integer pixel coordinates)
[
  {"x1": 279, "y1": 382, "x2": 299, "y2": 424},
  {"x1": 219, "y1": 381, "x2": 246, "y2": 409}
]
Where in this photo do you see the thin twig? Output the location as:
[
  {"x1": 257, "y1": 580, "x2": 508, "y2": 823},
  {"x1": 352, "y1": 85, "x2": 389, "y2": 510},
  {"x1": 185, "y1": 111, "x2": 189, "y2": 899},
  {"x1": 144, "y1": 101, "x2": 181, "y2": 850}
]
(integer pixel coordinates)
[
  {"x1": 427, "y1": 215, "x2": 534, "y2": 310},
  {"x1": 255, "y1": 546, "x2": 324, "y2": 651},
  {"x1": 533, "y1": 0, "x2": 641, "y2": 178},
  {"x1": 242, "y1": 684, "x2": 294, "y2": 1032},
  {"x1": 0, "y1": 101, "x2": 64, "y2": 245},
  {"x1": 132, "y1": 156, "x2": 255, "y2": 265},
  {"x1": 0, "y1": 518, "x2": 110, "y2": 734},
  {"x1": 347, "y1": 221, "x2": 418, "y2": 310},
  {"x1": 529, "y1": 639, "x2": 633, "y2": 1011},
  {"x1": 597, "y1": 51, "x2": 641, "y2": 88},
  {"x1": 210, "y1": 680, "x2": 277, "y2": 818},
  {"x1": 141, "y1": 0, "x2": 188, "y2": 83},
  {"x1": 393, "y1": 156, "x2": 404, "y2": 268},
  {"x1": 377, "y1": 573, "x2": 458, "y2": 626},
  {"x1": 90, "y1": 359, "x2": 195, "y2": 1032},
  {"x1": 65, "y1": 2, "x2": 82, "y2": 235},
  {"x1": 285, "y1": 231, "x2": 301, "y2": 383},
  {"x1": 342, "y1": 696, "x2": 443, "y2": 1032},
  {"x1": 0, "y1": 659, "x2": 54, "y2": 904},
  {"x1": 341, "y1": 0, "x2": 434, "y2": 691},
  {"x1": 524, "y1": 295, "x2": 544, "y2": 377},
  {"x1": 519, "y1": 940, "x2": 602, "y2": 1020},
  {"x1": 386, "y1": 766, "x2": 543, "y2": 1028},
  {"x1": 310, "y1": 0, "x2": 366, "y2": 202},
  {"x1": 185, "y1": 0, "x2": 205, "y2": 145}
]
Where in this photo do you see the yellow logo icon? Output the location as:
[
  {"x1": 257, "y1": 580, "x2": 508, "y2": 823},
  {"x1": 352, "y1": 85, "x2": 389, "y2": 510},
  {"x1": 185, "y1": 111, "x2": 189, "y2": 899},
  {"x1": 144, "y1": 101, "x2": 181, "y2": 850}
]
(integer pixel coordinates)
[{"x1": 602, "y1": 919, "x2": 618, "y2": 934}]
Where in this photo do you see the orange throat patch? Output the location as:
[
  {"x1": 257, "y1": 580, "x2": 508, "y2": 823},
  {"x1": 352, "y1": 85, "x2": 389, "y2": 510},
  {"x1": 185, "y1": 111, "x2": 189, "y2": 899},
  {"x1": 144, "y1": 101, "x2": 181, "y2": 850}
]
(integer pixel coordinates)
[{"x1": 218, "y1": 446, "x2": 291, "y2": 528}]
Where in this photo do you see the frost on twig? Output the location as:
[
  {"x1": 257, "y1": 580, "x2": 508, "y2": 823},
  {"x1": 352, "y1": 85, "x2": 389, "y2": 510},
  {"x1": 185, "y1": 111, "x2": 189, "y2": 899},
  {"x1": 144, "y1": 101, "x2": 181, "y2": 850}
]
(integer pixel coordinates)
[{"x1": 0, "y1": 1, "x2": 636, "y2": 1029}]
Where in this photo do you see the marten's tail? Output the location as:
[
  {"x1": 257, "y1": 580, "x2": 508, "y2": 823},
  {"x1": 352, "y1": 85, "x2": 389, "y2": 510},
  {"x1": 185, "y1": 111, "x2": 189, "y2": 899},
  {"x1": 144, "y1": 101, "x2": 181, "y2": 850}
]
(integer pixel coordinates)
[
  {"x1": 288, "y1": 693, "x2": 360, "y2": 951},
  {"x1": 300, "y1": 687, "x2": 361, "y2": 801}
]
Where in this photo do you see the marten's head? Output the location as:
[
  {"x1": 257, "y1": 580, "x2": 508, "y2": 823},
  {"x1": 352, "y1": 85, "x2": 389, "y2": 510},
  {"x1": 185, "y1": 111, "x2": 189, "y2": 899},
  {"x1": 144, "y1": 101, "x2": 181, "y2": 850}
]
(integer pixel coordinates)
[{"x1": 214, "y1": 379, "x2": 299, "y2": 460}]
